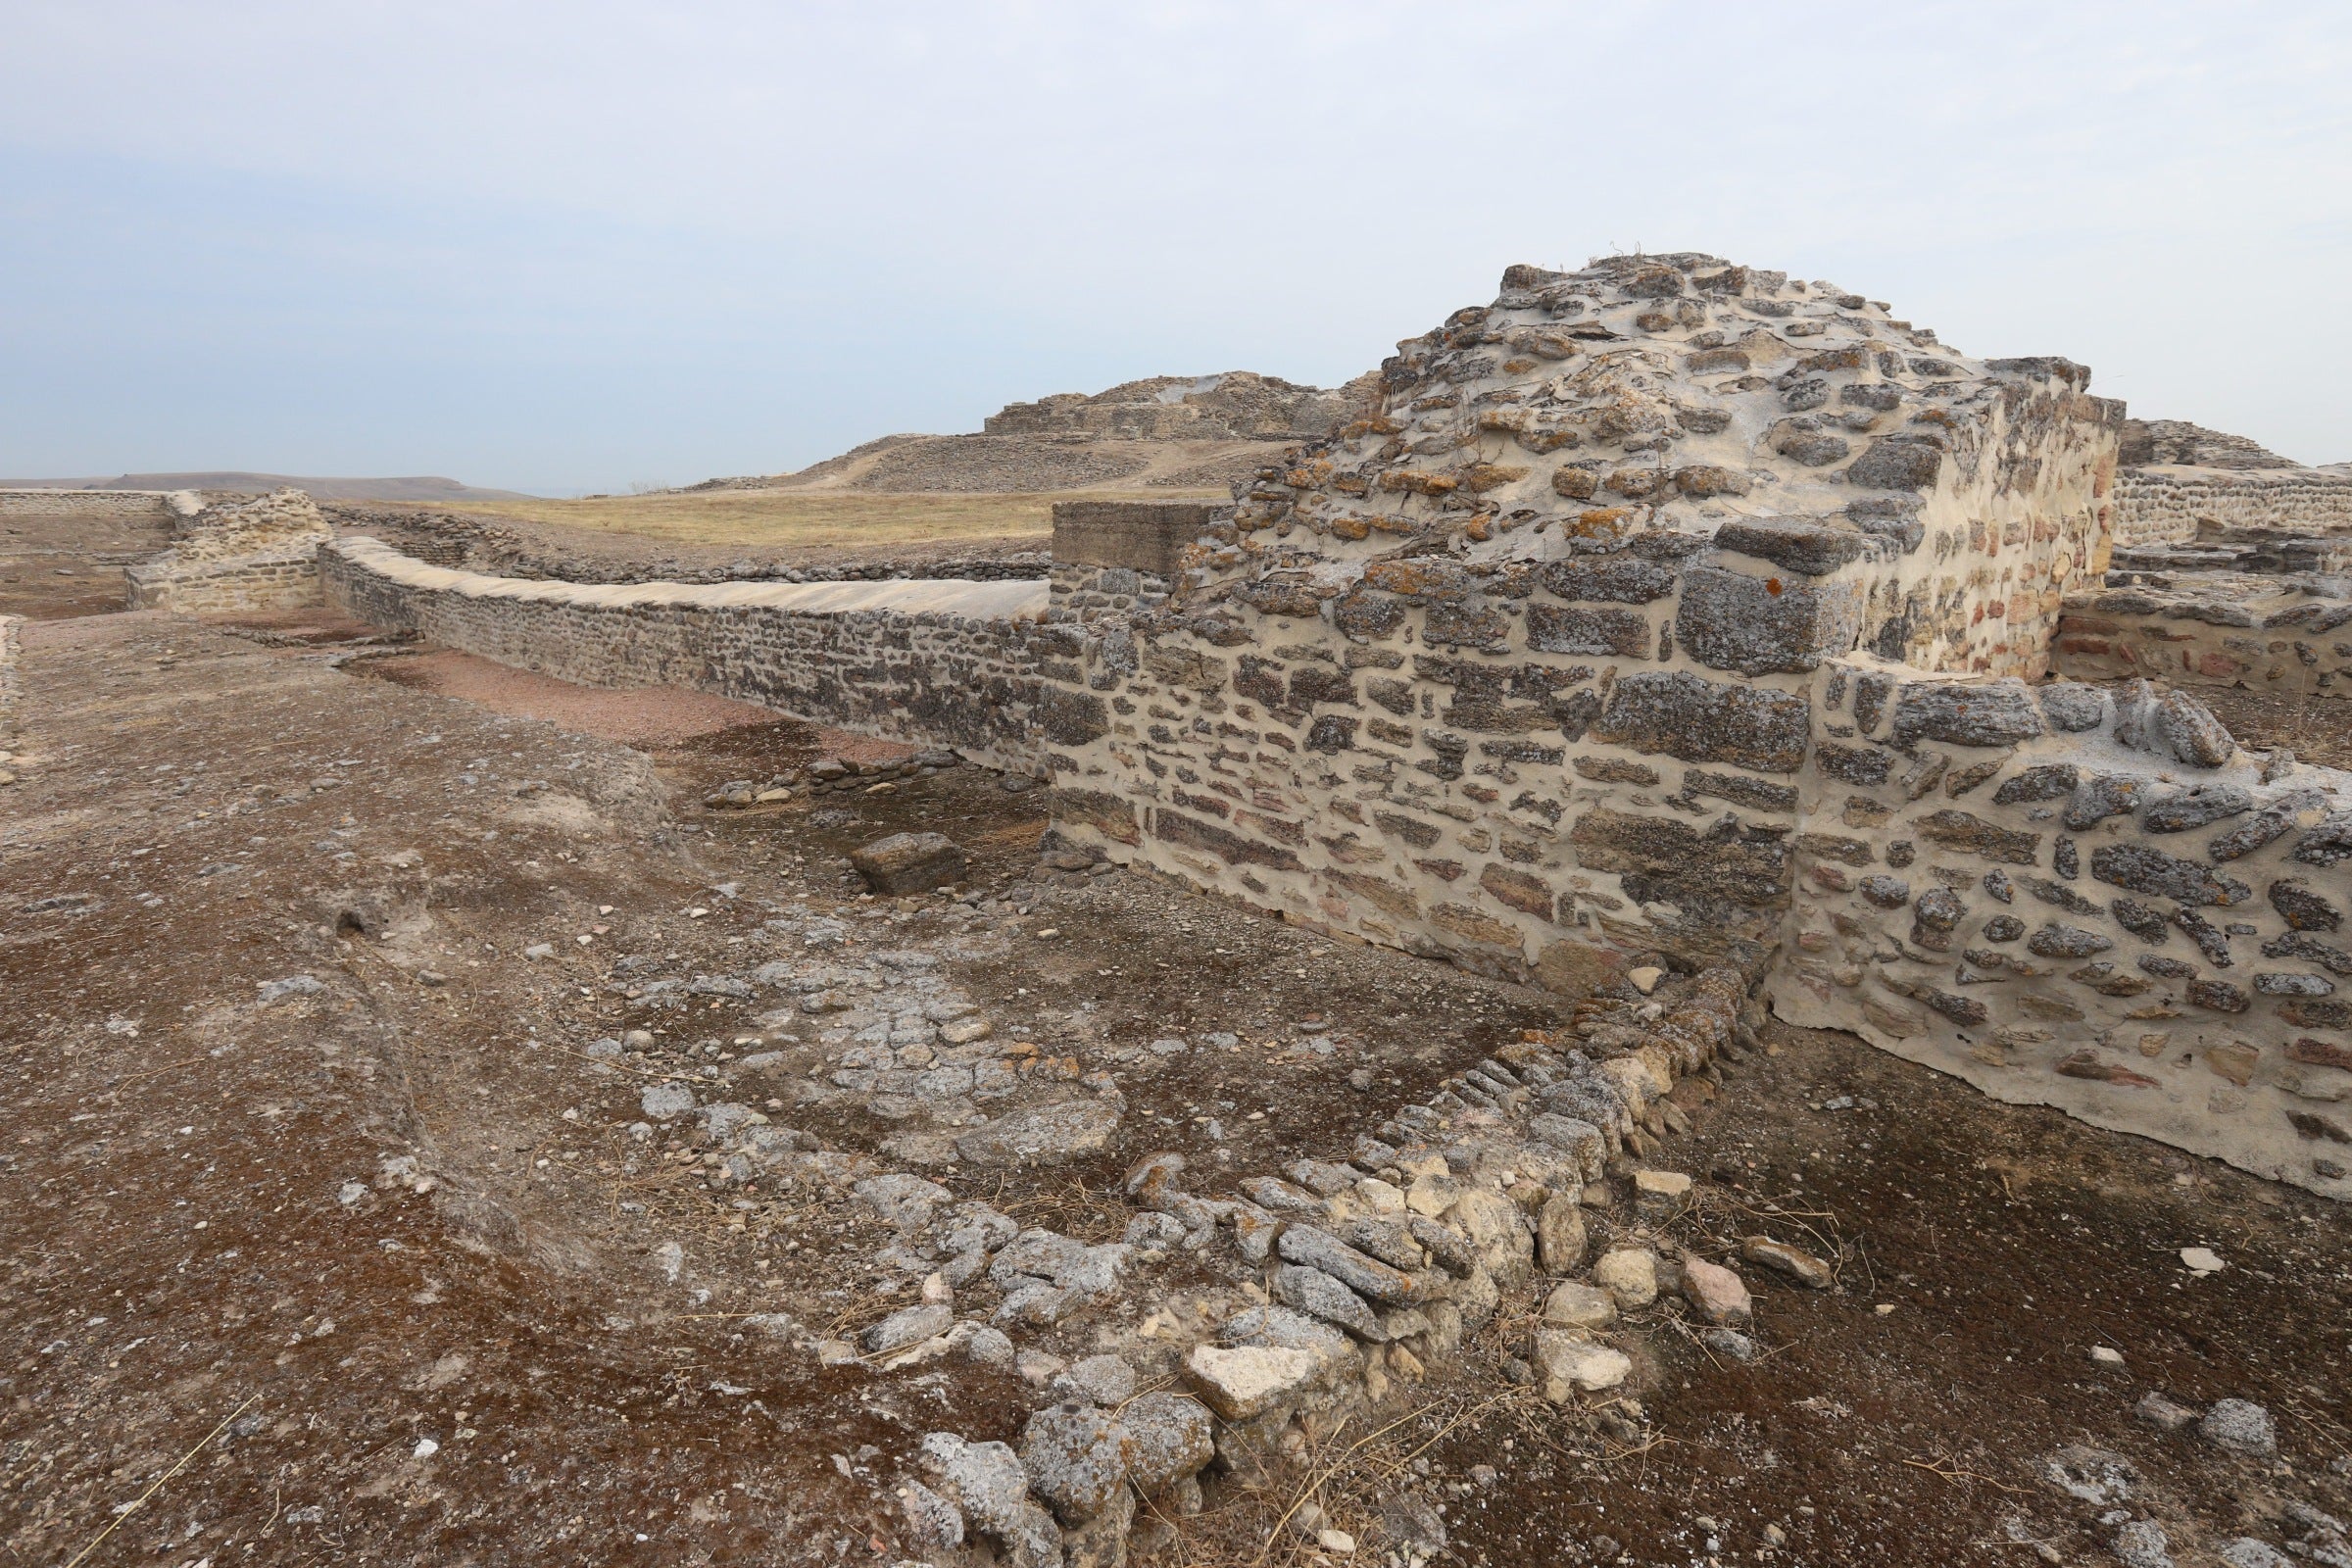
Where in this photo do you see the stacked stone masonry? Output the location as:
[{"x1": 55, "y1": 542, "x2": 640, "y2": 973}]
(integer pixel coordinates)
[
  {"x1": 124, "y1": 487, "x2": 332, "y2": 613},
  {"x1": 1782, "y1": 667, "x2": 2352, "y2": 1197},
  {"x1": 2114, "y1": 466, "x2": 2352, "y2": 547},
  {"x1": 0, "y1": 487, "x2": 194, "y2": 520},
  {"x1": 1034, "y1": 254, "x2": 2351, "y2": 1200},
  {"x1": 318, "y1": 536, "x2": 1065, "y2": 771},
  {"x1": 218, "y1": 252, "x2": 2348, "y2": 1202}
]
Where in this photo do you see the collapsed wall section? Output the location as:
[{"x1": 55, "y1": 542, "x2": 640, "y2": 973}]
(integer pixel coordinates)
[
  {"x1": 321, "y1": 537, "x2": 1064, "y2": 770},
  {"x1": 1779, "y1": 665, "x2": 2352, "y2": 1198}
]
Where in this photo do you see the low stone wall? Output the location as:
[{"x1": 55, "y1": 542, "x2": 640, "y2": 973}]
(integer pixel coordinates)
[
  {"x1": 883, "y1": 968, "x2": 1758, "y2": 1567},
  {"x1": 2115, "y1": 466, "x2": 2352, "y2": 547},
  {"x1": 0, "y1": 614, "x2": 22, "y2": 739},
  {"x1": 0, "y1": 488, "x2": 195, "y2": 519},
  {"x1": 1779, "y1": 666, "x2": 2352, "y2": 1198},
  {"x1": 2055, "y1": 575, "x2": 2352, "y2": 696},
  {"x1": 321, "y1": 537, "x2": 1069, "y2": 770}
]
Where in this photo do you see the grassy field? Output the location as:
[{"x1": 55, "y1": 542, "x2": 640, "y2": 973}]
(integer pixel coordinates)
[{"x1": 426, "y1": 487, "x2": 1224, "y2": 550}]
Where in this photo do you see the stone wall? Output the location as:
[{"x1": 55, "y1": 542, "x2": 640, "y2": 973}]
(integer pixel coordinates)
[
  {"x1": 1043, "y1": 255, "x2": 2122, "y2": 990},
  {"x1": 0, "y1": 613, "x2": 22, "y2": 739},
  {"x1": 2056, "y1": 573, "x2": 2352, "y2": 697},
  {"x1": 319, "y1": 537, "x2": 1067, "y2": 770},
  {"x1": 0, "y1": 488, "x2": 194, "y2": 520},
  {"x1": 1779, "y1": 666, "x2": 2352, "y2": 1198},
  {"x1": 124, "y1": 488, "x2": 333, "y2": 613},
  {"x1": 2114, "y1": 466, "x2": 2352, "y2": 547},
  {"x1": 1032, "y1": 256, "x2": 2352, "y2": 1198}
]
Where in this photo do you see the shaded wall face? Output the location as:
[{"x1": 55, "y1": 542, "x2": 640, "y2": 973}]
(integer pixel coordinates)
[
  {"x1": 1780, "y1": 664, "x2": 2352, "y2": 1200},
  {"x1": 1852, "y1": 377, "x2": 2119, "y2": 678},
  {"x1": 319, "y1": 540, "x2": 1065, "y2": 772}
]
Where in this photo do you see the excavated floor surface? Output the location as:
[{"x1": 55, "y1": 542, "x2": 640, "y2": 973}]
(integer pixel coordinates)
[{"x1": 2, "y1": 579, "x2": 2347, "y2": 1566}]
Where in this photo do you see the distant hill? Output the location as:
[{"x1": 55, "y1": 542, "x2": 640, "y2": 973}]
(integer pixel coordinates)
[
  {"x1": 0, "y1": 472, "x2": 534, "y2": 502},
  {"x1": 682, "y1": 369, "x2": 1381, "y2": 496}
]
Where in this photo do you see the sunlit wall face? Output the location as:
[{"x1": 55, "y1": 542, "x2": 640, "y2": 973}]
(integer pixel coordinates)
[{"x1": 2, "y1": 0, "x2": 2346, "y2": 495}]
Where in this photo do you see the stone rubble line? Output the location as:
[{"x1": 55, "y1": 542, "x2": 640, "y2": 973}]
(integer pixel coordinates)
[{"x1": 688, "y1": 963, "x2": 1759, "y2": 1568}]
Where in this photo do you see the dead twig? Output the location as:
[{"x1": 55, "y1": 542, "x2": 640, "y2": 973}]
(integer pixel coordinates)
[
  {"x1": 1902, "y1": 1451, "x2": 2029, "y2": 1494},
  {"x1": 64, "y1": 1394, "x2": 259, "y2": 1568}
]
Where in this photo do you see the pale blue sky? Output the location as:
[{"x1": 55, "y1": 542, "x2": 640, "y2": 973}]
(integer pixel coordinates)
[{"x1": 4, "y1": 1, "x2": 2346, "y2": 494}]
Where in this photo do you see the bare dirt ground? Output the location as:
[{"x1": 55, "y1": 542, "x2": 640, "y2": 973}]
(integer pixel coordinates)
[
  {"x1": 4, "y1": 570, "x2": 2347, "y2": 1566},
  {"x1": 0, "y1": 506, "x2": 174, "y2": 620}
]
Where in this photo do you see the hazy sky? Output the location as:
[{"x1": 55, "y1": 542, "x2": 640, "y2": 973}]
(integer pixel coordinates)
[{"x1": 4, "y1": 2, "x2": 2347, "y2": 494}]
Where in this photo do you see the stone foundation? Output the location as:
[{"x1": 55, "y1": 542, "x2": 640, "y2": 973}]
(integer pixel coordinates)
[{"x1": 319, "y1": 536, "x2": 1065, "y2": 770}]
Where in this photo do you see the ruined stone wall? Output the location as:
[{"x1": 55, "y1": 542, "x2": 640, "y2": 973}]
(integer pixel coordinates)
[
  {"x1": 1778, "y1": 666, "x2": 2352, "y2": 1198},
  {"x1": 320, "y1": 537, "x2": 1068, "y2": 770},
  {"x1": 2056, "y1": 573, "x2": 2352, "y2": 697},
  {"x1": 125, "y1": 488, "x2": 333, "y2": 613},
  {"x1": 0, "y1": 613, "x2": 22, "y2": 740},
  {"x1": 0, "y1": 488, "x2": 194, "y2": 520},
  {"x1": 2114, "y1": 466, "x2": 2352, "y2": 547},
  {"x1": 1043, "y1": 256, "x2": 2121, "y2": 991}
]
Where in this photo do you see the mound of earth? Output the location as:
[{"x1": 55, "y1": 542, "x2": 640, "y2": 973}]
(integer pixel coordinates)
[
  {"x1": 685, "y1": 370, "x2": 1382, "y2": 497},
  {"x1": 761, "y1": 433, "x2": 1301, "y2": 495}
]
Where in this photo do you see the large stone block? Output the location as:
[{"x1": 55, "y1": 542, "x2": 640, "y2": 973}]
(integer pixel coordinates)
[
  {"x1": 1593, "y1": 671, "x2": 1810, "y2": 773},
  {"x1": 850, "y1": 832, "x2": 968, "y2": 894},
  {"x1": 1888, "y1": 679, "x2": 2046, "y2": 748},
  {"x1": 1051, "y1": 500, "x2": 1218, "y2": 576},
  {"x1": 1675, "y1": 565, "x2": 1861, "y2": 675},
  {"x1": 1526, "y1": 604, "x2": 1651, "y2": 658}
]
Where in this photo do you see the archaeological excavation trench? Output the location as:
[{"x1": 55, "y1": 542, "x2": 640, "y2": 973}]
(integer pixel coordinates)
[{"x1": 4, "y1": 252, "x2": 2350, "y2": 1568}]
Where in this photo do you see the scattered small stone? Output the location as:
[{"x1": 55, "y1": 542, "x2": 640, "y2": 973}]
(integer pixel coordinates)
[
  {"x1": 2112, "y1": 1518, "x2": 2175, "y2": 1568},
  {"x1": 1702, "y1": 1327, "x2": 1757, "y2": 1362},
  {"x1": 2180, "y1": 1247, "x2": 2226, "y2": 1276},
  {"x1": 2219, "y1": 1540, "x2": 2291, "y2": 1568},
  {"x1": 1592, "y1": 1247, "x2": 1659, "y2": 1309},
  {"x1": 1741, "y1": 1236, "x2": 1833, "y2": 1288},
  {"x1": 2042, "y1": 1445, "x2": 2137, "y2": 1504},
  {"x1": 1531, "y1": 1328, "x2": 1632, "y2": 1398},
  {"x1": 1050, "y1": 1354, "x2": 1137, "y2": 1407},
  {"x1": 1543, "y1": 1282, "x2": 1618, "y2": 1332},
  {"x1": 1681, "y1": 1258, "x2": 1752, "y2": 1326},
  {"x1": 2135, "y1": 1391, "x2": 2199, "y2": 1432},
  {"x1": 2200, "y1": 1397, "x2": 2278, "y2": 1457},
  {"x1": 955, "y1": 1100, "x2": 1121, "y2": 1166},
  {"x1": 641, "y1": 1083, "x2": 696, "y2": 1120},
  {"x1": 1628, "y1": 965, "x2": 1665, "y2": 995},
  {"x1": 1633, "y1": 1169, "x2": 1692, "y2": 1202}
]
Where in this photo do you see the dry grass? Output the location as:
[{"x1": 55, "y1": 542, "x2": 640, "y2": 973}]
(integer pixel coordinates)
[{"x1": 425, "y1": 487, "x2": 1223, "y2": 551}]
